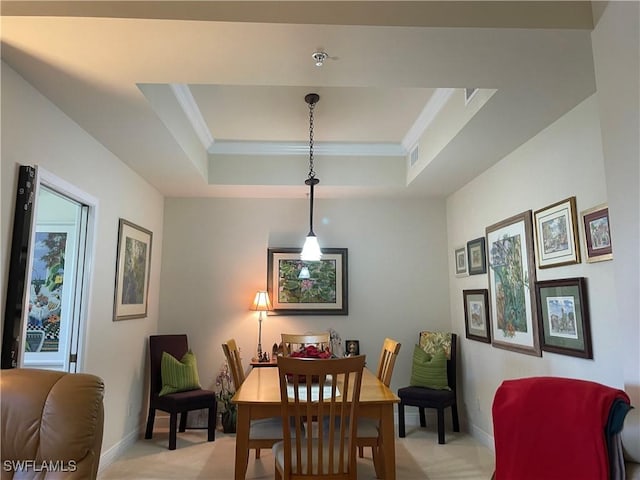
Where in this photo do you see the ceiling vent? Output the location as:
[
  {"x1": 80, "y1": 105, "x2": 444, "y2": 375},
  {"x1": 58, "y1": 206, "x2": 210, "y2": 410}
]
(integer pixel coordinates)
[
  {"x1": 465, "y1": 88, "x2": 479, "y2": 105},
  {"x1": 409, "y1": 145, "x2": 419, "y2": 167}
]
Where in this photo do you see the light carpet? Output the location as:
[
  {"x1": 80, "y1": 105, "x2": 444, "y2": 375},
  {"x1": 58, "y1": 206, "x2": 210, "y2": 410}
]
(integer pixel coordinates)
[{"x1": 99, "y1": 426, "x2": 495, "y2": 479}]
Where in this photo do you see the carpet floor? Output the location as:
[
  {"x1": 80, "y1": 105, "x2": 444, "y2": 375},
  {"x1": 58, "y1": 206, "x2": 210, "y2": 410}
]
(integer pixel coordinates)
[{"x1": 99, "y1": 425, "x2": 495, "y2": 479}]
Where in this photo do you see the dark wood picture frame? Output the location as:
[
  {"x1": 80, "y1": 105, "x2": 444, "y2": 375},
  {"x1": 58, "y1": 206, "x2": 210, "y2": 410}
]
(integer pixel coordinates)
[
  {"x1": 467, "y1": 237, "x2": 487, "y2": 275},
  {"x1": 463, "y1": 289, "x2": 491, "y2": 343},
  {"x1": 535, "y1": 277, "x2": 593, "y2": 359},
  {"x1": 580, "y1": 204, "x2": 613, "y2": 263},
  {"x1": 267, "y1": 247, "x2": 348, "y2": 315}
]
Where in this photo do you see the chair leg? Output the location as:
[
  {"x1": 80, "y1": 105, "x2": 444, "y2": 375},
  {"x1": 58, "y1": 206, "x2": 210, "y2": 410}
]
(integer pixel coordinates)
[
  {"x1": 207, "y1": 405, "x2": 216, "y2": 442},
  {"x1": 144, "y1": 408, "x2": 156, "y2": 439},
  {"x1": 179, "y1": 411, "x2": 187, "y2": 432},
  {"x1": 358, "y1": 445, "x2": 364, "y2": 458},
  {"x1": 169, "y1": 412, "x2": 178, "y2": 450},
  {"x1": 255, "y1": 448, "x2": 261, "y2": 459},
  {"x1": 419, "y1": 407, "x2": 426, "y2": 427},
  {"x1": 398, "y1": 403, "x2": 406, "y2": 438},
  {"x1": 437, "y1": 408, "x2": 445, "y2": 445},
  {"x1": 451, "y1": 403, "x2": 460, "y2": 432}
]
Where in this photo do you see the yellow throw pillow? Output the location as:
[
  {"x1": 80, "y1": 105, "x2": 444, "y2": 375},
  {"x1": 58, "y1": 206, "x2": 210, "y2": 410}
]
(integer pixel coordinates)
[{"x1": 159, "y1": 350, "x2": 201, "y2": 396}]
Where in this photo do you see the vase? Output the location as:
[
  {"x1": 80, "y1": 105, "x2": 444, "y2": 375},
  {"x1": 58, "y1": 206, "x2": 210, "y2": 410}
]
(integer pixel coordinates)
[{"x1": 221, "y1": 408, "x2": 237, "y2": 433}]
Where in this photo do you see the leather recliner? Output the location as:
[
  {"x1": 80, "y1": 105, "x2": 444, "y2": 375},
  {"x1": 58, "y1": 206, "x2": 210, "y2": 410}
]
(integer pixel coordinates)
[{"x1": 1, "y1": 368, "x2": 104, "y2": 479}]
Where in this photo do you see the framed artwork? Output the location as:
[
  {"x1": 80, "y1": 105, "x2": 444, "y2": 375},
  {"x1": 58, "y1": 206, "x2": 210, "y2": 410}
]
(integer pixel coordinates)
[
  {"x1": 267, "y1": 248, "x2": 348, "y2": 315},
  {"x1": 581, "y1": 204, "x2": 613, "y2": 263},
  {"x1": 463, "y1": 289, "x2": 491, "y2": 343},
  {"x1": 345, "y1": 340, "x2": 360, "y2": 356},
  {"x1": 113, "y1": 219, "x2": 153, "y2": 320},
  {"x1": 486, "y1": 211, "x2": 541, "y2": 356},
  {"x1": 454, "y1": 246, "x2": 468, "y2": 276},
  {"x1": 533, "y1": 196, "x2": 581, "y2": 268},
  {"x1": 467, "y1": 237, "x2": 487, "y2": 275},
  {"x1": 535, "y1": 277, "x2": 592, "y2": 359}
]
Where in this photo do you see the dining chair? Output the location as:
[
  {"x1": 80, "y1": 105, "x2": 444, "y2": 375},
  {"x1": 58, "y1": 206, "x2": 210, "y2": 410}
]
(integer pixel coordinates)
[
  {"x1": 222, "y1": 338, "x2": 283, "y2": 459},
  {"x1": 281, "y1": 332, "x2": 331, "y2": 355},
  {"x1": 357, "y1": 337, "x2": 401, "y2": 467},
  {"x1": 145, "y1": 334, "x2": 217, "y2": 450},
  {"x1": 397, "y1": 332, "x2": 459, "y2": 444},
  {"x1": 273, "y1": 355, "x2": 366, "y2": 479}
]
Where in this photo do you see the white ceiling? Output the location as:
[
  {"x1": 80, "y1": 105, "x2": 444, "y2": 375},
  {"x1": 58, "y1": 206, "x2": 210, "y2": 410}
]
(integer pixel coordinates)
[{"x1": 1, "y1": 1, "x2": 597, "y2": 199}]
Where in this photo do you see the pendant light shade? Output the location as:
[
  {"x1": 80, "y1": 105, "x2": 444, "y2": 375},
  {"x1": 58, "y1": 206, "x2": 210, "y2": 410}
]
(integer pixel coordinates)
[{"x1": 301, "y1": 93, "x2": 322, "y2": 261}]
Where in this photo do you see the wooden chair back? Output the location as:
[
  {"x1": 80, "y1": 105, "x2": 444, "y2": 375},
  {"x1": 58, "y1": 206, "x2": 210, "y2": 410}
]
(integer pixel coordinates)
[
  {"x1": 375, "y1": 337, "x2": 401, "y2": 387},
  {"x1": 222, "y1": 338, "x2": 246, "y2": 389},
  {"x1": 281, "y1": 332, "x2": 331, "y2": 355},
  {"x1": 275, "y1": 355, "x2": 365, "y2": 479}
]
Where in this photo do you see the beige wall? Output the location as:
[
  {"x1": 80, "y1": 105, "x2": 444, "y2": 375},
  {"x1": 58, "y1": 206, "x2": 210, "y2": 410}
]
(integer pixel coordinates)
[
  {"x1": 1, "y1": 63, "x2": 165, "y2": 462},
  {"x1": 447, "y1": 93, "x2": 631, "y2": 447},
  {"x1": 159, "y1": 196, "x2": 450, "y2": 394},
  {"x1": 591, "y1": 0, "x2": 640, "y2": 406}
]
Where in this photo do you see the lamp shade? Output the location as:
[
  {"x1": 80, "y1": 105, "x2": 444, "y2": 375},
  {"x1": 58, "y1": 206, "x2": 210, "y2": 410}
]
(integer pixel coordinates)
[
  {"x1": 250, "y1": 291, "x2": 272, "y2": 311},
  {"x1": 301, "y1": 234, "x2": 322, "y2": 261}
]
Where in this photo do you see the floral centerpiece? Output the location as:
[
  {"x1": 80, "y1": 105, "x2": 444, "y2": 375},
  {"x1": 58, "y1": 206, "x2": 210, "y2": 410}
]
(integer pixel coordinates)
[
  {"x1": 215, "y1": 361, "x2": 236, "y2": 433},
  {"x1": 288, "y1": 344, "x2": 332, "y2": 383}
]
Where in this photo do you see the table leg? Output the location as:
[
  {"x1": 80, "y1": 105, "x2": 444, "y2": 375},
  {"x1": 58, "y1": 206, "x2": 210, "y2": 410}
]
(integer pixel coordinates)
[
  {"x1": 235, "y1": 405, "x2": 250, "y2": 480},
  {"x1": 378, "y1": 405, "x2": 396, "y2": 480}
]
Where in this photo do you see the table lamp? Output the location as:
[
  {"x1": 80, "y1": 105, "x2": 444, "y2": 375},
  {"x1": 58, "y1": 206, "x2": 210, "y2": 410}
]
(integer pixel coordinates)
[{"x1": 250, "y1": 291, "x2": 272, "y2": 362}]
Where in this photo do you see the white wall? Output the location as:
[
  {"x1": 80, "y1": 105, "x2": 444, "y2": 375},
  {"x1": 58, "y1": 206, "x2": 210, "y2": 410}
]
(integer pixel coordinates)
[
  {"x1": 446, "y1": 95, "x2": 625, "y2": 446},
  {"x1": 0, "y1": 63, "x2": 165, "y2": 459},
  {"x1": 591, "y1": 1, "x2": 640, "y2": 407},
  {"x1": 159, "y1": 196, "x2": 450, "y2": 394}
]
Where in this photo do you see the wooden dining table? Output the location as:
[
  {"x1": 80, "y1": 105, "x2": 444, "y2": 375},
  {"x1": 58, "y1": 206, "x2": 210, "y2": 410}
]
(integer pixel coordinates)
[{"x1": 232, "y1": 365, "x2": 400, "y2": 479}]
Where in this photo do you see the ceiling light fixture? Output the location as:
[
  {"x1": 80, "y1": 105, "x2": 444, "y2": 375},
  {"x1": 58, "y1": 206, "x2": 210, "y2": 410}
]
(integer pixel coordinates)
[
  {"x1": 300, "y1": 93, "x2": 322, "y2": 262},
  {"x1": 312, "y1": 51, "x2": 328, "y2": 67}
]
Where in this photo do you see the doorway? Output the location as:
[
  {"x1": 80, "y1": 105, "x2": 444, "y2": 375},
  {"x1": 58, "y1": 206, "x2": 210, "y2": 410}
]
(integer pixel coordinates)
[{"x1": 2, "y1": 166, "x2": 96, "y2": 372}]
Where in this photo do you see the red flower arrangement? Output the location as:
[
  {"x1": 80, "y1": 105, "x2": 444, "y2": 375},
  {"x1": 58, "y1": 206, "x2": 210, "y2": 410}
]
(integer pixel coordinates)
[
  {"x1": 290, "y1": 344, "x2": 332, "y2": 359},
  {"x1": 287, "y1": 345, "x2": 332, "y2": 383}
]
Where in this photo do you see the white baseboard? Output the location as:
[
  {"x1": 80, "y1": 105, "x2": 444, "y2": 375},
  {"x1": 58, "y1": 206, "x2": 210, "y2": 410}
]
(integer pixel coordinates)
[
  {"x1": 99, "y1": 425, "x2": 141, "y2": 473},
  {"x1": 470, "y1": 423, "x2": 495, "y2": 452}
]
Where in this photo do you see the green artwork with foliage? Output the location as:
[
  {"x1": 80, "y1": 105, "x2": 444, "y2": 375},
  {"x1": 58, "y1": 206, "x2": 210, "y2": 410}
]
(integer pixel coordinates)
[
  {"x1": 278, "y1": 260, "x2": 337, "y2": 304},
  {"x1": 490, "y1": 234, "x2": 528, "y2": 338}
]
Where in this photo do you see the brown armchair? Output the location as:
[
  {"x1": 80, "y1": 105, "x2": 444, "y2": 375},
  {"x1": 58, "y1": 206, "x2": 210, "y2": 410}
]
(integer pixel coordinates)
[
  {"x1": 144, "y1": 334, "x2": 217, "y2": 450},
  {"x1": 1, "y1": 368, "x2": 104, "y2": 479}
]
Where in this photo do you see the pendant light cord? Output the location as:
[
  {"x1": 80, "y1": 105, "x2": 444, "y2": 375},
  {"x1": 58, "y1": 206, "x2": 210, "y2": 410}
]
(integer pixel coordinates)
[{"x1": 305, "y1": 96, "x2": 319, "y2": 235}]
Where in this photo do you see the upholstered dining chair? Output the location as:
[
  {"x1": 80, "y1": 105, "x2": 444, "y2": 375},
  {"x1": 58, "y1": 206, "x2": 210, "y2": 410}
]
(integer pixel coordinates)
[
  {"x1": 222, "y1": 338, "x2": 283, "y2": 459},
  {"x1": 357, "y1": 337, "x2": 401, "y2": 466},
  {"x1": 397, "y1": 332, "x2": 459, "y2": 444},
  {"x1": 273, "y1": 355, "x2": 366, "y2": 480},
  {"x1": 281, "y1": 332, "x2": 331, "y2": 355},
  {"x1": 145, "y1": 334, "x2": 217, "y2": 450}
]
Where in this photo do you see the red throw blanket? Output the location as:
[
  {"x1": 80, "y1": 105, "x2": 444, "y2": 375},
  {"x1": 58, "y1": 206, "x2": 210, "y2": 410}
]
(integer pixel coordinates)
[{"x1": 492, "y1": 376, "x2": 630, "y2": 480}]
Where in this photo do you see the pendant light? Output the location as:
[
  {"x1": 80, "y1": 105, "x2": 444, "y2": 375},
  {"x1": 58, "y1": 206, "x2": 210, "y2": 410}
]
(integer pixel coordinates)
[{"x1": 300, "y1": 93, "x2": 322, "y2": 261}]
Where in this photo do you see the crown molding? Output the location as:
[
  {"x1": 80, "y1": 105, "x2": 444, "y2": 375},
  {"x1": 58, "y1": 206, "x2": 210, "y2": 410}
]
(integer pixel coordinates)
[
  {"x1": 401, "y1": 88, "x2": 455, "y2": 151},
  {"x1": 170, "y1": 83, "x2": 214, "y2": 150},
  {"x1": 208, "y1": 141, "x2": 405, "y2": 156}
]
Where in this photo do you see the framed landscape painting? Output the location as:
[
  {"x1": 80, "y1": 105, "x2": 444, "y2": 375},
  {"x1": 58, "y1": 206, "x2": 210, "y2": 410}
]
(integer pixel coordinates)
[
  {"x1": 486, "y1": 211, "x2": 541, "y2": 356},
  {"x1": 267, "y1": 248, "x2": 348, "y2": 315},
  {"x1": 535, "y1": 277, "x2": 592, "y2": 359},
  {"x1": 581, "y1": 204, "x2": 613, "y2": 263},
  {"x1": 533, "y1": 196, "x2": 581, "y2": 268},
  {"x1": 467, "y1": 237, "x2": 487, "y2": 275},
  {"x1": 463, "y1": 289, "x2": 491, "y2": 343},
  {"x1": 454, "y1": 246, "x2": 468, "y2": 276},
  {"x1": 113, "y1": 219, "x2": 153, "y2": 320}
]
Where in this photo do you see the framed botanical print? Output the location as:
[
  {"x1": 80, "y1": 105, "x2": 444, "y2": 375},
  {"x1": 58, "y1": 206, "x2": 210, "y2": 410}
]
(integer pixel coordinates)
[
  {"x1": 535, "y1": 277, "x2": 592, "y2": 359},
  {"x1": 581, "y1": 204, "x2": 613, "y2": 263},
  {"x1": 486, "y1": 210, "x2": 541, "y2": 356},
  {"x1": 467, "y1": 237, "x2": 487, "y2": 275},
  {"x1": 113, "y1": 219, "x2": 153, "y2": 320},
  {"x1": 267, "y1": 247, "x2": 348, "y2": 315},
  {"x1": 463, "y1": 289, "x2": 491, "y2": 343},
  {"x1": 533, "y1": 196, "x2": 581, "y2": 268}
]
